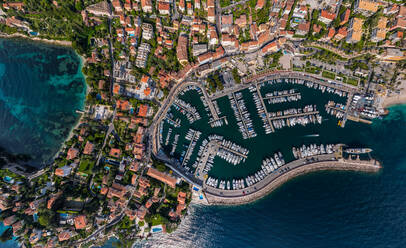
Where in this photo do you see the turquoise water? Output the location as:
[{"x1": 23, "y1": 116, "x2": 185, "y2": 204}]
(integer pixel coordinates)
[
  {"x1": 0, "y1": 222, "x2": 18, "y2": 248},
  {"x1": 0, "y1": 38, "x2": 86, "y2": 167}
]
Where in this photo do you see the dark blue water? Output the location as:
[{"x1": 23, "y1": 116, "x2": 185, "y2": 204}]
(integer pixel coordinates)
[
  {"x1": 0, "y1": 38, "x2": 86, "y2": 167},
  {"x1": 129, "y1": 104, "x2": 406, "y2": 248}
]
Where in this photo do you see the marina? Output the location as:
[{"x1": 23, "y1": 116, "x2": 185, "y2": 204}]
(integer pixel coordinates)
[{"x1": 155, "y1": 74, "x2": 382, "y2": 205}]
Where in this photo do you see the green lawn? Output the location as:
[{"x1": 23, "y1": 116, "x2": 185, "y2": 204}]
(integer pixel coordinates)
[
  {"x1": 305, "y1": 66, "x2": 320, "y2": 74},
  {"x1": 78, "y1": 159, "x2": 95, "y2": 175},
  {"x1": 346, "y1": 77, "x2": 359, "y2": 86},
  {"x1": 322, "y1": 70, "x2": 336, "y2": 80}
]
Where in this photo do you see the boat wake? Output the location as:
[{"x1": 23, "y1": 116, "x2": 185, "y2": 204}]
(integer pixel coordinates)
[{"x1": 304, "y1": 134, "x2": 320, "y2": 138}]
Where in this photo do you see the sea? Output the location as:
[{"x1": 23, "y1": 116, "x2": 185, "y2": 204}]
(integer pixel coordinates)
[
  {"x1": 1, "y1": 38, "x2": 406, "y2": 248},
  {"x1": 0, "y1": 38, "x2": 86, "y2": 167}
]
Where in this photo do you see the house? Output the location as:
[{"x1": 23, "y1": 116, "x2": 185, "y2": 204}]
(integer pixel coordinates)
[
  {"x1": 255, "y1": 0, "x2": 265, "y2": 10},
  {"x1": 187, "y1": 2, "x2": 193, "y2": 15},
  {"x1": 74, "y1": 215, "x2": 87, "y2": 230},
  {"x1": 261, "y1": 40, "x2": 280, "y2": 54},
  {"x1": 354, "y1": 0, "x2": 378, "y2": 16},
  {"x1": 391, "y1": 31, "x2": 403, "y2": 43},
  {"x1": 321, "y1": 27, "x2": 335, "y2": 42},
  {"x1": 390, "y1": 17, "x2": 406, "y2": 31},
  {"x1": 346, "y1": 18, "x2": 363, "y2": 43},
  {"x1": 195, "y1": 0, "x2": 201, "y2": 8},
  {"x1": 208, "y1": 7, "x2": 215, "y2": 22},
  {"x1": 2, "y1": 2, "x2": 24, "y2": 10},
  {"x1": 66, "y1": 148, "x2": 79, "y2": 160},
  {"x1": 3, "y1": 215, "x2": 17, "y2": 226},
  {"x1": 334, "y1": 27, "x2": 347, "y2": 41},
  {"x1": 112, "y1": 0, "x2": 122, "y2": 12},
  {"x1": 158, "y1": 2, "x2": 170, "y2": 15},
  {"x1": 141, "y1": 0, "x2": 153, "y2": 12},
  {"x1": 319, "y1": 10, "x2": 336, "y2": 25},
  {"x1": 147, "y1": 168, "x2": 177, "y2": 188},
  {"x1": 235, "y1": 15, "x2": 247, "y2": 28},
  {"x1": 58, "y1": 231, "x2": 72, "y2": 242},
  {"x1": 221, "y1": 14, "x2": 233, "y2": 33},
  {"x1": 295, "y1": 22, "x2": 310, "y2": 36},
  {"x1": 83, "y1": 141, "x2": 94, "y2": 155},
  {"x1": 340, "y1": 9, "x2": 351, "y2": 25},
  {"x1": 110, "y1": 148, "x2": 121, "y2": 158},
  {"x1": 179, "y1": 0, "x2": 185, "y2": 12},
  {"x1": 55, "y1": 166, "x2": 72, "y2": 177}
]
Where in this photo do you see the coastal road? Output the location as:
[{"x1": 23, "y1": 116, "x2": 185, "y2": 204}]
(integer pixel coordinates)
[{"x1": 74, "y1": 213, "x2": 124, "y2": 246}]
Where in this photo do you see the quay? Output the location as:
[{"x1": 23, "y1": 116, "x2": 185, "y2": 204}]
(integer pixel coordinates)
[
  {"x1": 181, "y1": 130, "x2": 199, "y2": 167},
  {"x1": 231, "y1": 92, "x2": 251, "y2": 136},
  {"x1": 203, "y1": 154, "x2": 381, "y2": 205},
  {"x1": 210, "y1": 71, "x2": 356, "y2": 101},
  {"x1": 264, "y1": 92, "x2": 301, "y2": 100},
  {"x1": 194, "y1": 140, "x2": 218, "y2": 180},
  {"x1": 219, "y1": 143, "x2": 248, "y2": 159},
  {"x1": 255, "y1": 84, "x2": 275, "y2": 132},
  {"x1": 208, "y1": 116, "x2": 228, "y2": 125},
  {"x1": 268, "y1": 110, "x2": 319, "y2": 121}
]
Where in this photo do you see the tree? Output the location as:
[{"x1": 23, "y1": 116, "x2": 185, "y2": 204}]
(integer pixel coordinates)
[
  {"x1": 38, "y1": 210, "x2": 55, "y2": 227},
  {"x1": 0, "y1": 228, "x2": 13, "y2": 242}
]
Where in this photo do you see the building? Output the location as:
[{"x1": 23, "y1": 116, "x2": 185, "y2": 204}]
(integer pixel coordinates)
[
  {"x1": 55, "y1": 166, "x2": 72, "y2": 177},
  {"x1": 141, "y1": 0, "x2": 153, "y2": 13},
  {"x1": 354, "y1": 0, "x2": 378, "y2": 16},
  {"x1": 142, "y1": 23, "x2": 154, "y2": 40},
  {"x1": 193, "y1": 43, "x2": 208, "y2": 56},
  {"x1": 261, "y1": 40, "x2": 280, "y2": 54},
  {"x1": 319, "y1": 10, "x2": 336, "y2": 25},
  {"x1": 207, "y1": 7, "x2": 215, "y2": 23},
  {"x1": 221, "y1": 14, "x2": 233, "y2": 33},
  {"x1": 371, "y1": 17, "x2": 387, "y2": 42},
  {"x1": 391, "y1": 31, "x2": 403, "y2": 43},
  {"x1": 295, "y1": 22, "x2": 310, "y2": 36},
  {"x1": 158, "y1": 1, "x2": 170, "y2": 15},
  {"x1": 136, "y1": 42, "x2": 151, "y2": 68},
  {"x1": 83, "y1": 141, "x2": 94, "y2": 155},
  {"x1": 66, "y1": 148, "x2": 79, "y2": 160},
  {"x1": 86, "y1": 0, "x2": 112, "y2": 16},
  {"x1": 177, "y1": 34, "x2": 189, "y2": 65},
  {"x1": 255, "y1": 0, "x2": 265, "y2": 10},
  {"x1": 382, "y1": 48, "x2": 405, "y2": 61},
  {"x1": 147, "y1": 167, "x2": 177, "y2": 188},
  {"x1": 340, "y1": 9, "x2": 351, "y2": 25},
  {"x1": 334, "y1": 27, "x2": 347, "y2": 41},
  {"x1": 74, "y1": 215, "x2": 87, "y2": 230},
  {"x1": 346, "y1": 18, "x2": 363, "y2": 43}
]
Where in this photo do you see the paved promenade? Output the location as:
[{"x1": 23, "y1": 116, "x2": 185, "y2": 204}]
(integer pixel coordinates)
[{"x1": 204, "y1": 155, "x2": 381, "y2": 205}]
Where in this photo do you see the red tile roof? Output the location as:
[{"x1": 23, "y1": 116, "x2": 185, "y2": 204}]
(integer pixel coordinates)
[{"x1": 74, "y1": 215, "x2": 87, "y2": 230}]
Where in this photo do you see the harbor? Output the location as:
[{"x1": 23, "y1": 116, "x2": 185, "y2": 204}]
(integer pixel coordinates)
[{"x1": 154, "y1": 74, "x2": 383, "y2": 205}]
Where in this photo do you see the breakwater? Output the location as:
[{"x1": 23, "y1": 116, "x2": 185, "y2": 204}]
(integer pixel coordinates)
[{"x1": 204, "y1": 157, "x2": 381, "y2": 205}]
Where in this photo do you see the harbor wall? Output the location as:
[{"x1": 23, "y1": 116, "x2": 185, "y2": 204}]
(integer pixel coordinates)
[{"x1": 204, "y1": 160, "x2": 381, "y2": 206}]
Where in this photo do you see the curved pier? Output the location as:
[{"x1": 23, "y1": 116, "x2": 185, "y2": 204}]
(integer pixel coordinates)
[{"x1": 203, "y1": 156, "x2": 381, "y2": 206}]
